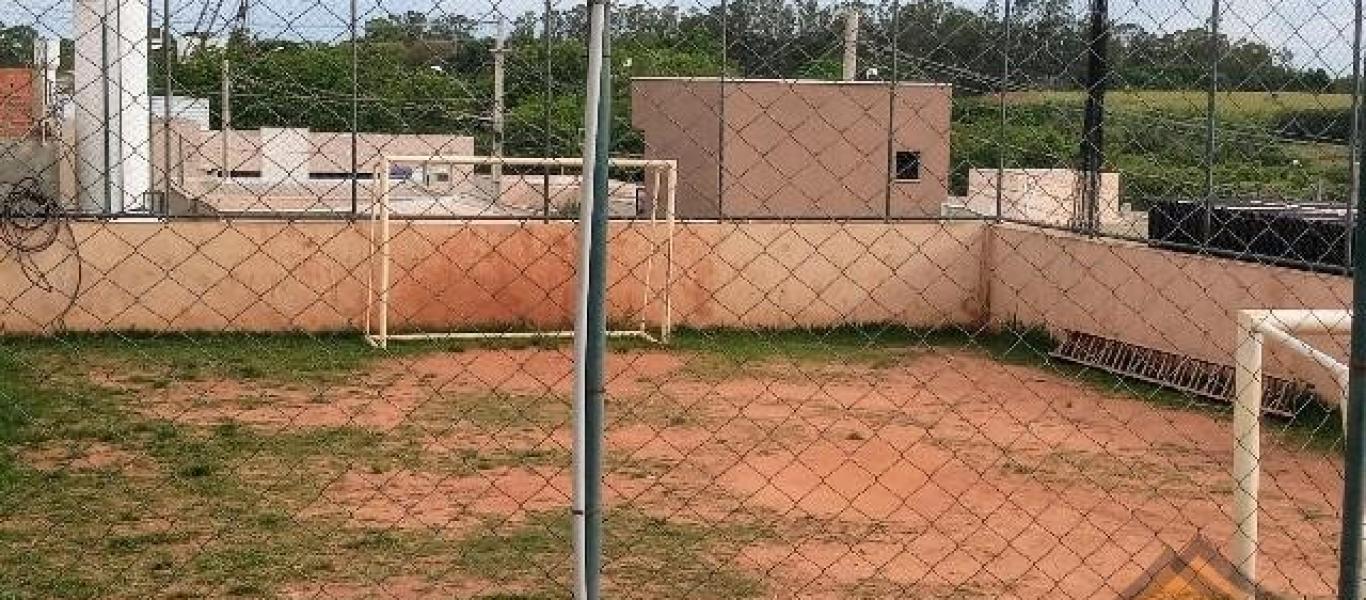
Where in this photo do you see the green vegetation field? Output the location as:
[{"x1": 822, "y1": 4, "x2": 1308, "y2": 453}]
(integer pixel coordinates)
[
  {"x1": 953, "y1": 90, "x2": 1354, "y2": 203},
  {"x1": 1006, "y1": 90, "x2": 1353, "y2": 114}
]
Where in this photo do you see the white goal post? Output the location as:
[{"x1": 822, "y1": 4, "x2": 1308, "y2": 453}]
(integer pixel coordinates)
[
  {"x1": 1232, "y1": 308, "x2": 1352, "y2": 598},
  {"x1": 364, "y1": 155, "x2": 678, "y2": 349}
]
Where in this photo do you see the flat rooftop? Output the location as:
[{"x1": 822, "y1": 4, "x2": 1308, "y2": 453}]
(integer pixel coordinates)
[{"x1": 631, "y1": 76, "x2": 952, "y2": 88}]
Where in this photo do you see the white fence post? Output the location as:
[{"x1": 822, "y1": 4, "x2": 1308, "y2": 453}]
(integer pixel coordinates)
[{"x1": 1233, "y1": 310, "x2": 1263, "y2": 598}]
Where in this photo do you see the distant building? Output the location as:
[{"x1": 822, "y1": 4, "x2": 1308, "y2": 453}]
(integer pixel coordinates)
[
  {"x1": 152, "y1": 121, "x2": 475, "y2": 182},
  {"x1": 177, "y1": 34, "x2": 226, "y2": 59},
  {"x1": 631, "y1": 77, "x2": 952, "y2": 219},
  {"x1": 150, "y1": 96, "x2": 212, "y2": 130},
  {"x1": 962, "y1": 169, "x2": 1123, "y2": 226},
  {"x1": 149, "y1": 121, "x2": 477, "y2": 213}
]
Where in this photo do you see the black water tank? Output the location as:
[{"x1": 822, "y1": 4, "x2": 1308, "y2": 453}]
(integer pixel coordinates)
[{"x1": 1148, "y1": 199, "x2": 1349, "y2": 270}]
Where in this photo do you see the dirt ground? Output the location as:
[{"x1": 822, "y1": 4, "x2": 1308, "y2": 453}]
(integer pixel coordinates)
[{"x1": 34, "y1": 345, "x2": 1345, "y2": 599}]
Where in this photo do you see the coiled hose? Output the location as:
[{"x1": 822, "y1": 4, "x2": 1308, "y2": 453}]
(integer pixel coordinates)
[{"x1": 1, "y1": 177, "x2": 81, "y2": 329}]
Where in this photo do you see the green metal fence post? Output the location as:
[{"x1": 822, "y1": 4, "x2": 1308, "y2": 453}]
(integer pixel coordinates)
[
  {"x1": 581, "y1": 1, "x2": 612, "y2": 596},
  {"x1": 1339, "y1": 17, "x2": 1366, "y2": 591}
]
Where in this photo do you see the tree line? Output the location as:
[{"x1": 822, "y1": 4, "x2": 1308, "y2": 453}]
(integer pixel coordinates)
[
  {"x1": 143, "y1": 0, "x2": 1343, "y2": 153},
  {"x1": 1, "y1": 2, "x2": 1353, "y2": 201}
]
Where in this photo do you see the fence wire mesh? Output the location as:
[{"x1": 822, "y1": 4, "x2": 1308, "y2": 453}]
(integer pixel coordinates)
[{"x1": 0, "y1": 0, "x2": 1362, "y2": 597}]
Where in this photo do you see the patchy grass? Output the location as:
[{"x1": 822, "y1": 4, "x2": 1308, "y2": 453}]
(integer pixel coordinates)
[
  {"x1": 0, "y1": 333, "x2": 766, "y2": 598},
  {"x1": 0, "y1": 326, "x2": 1345, "y2": 597},
  {"x1": 668, "y1": 324, "x2": 1343, "y2": 451},
  {"x1": 2, "y1": 332, "x2": 388, "y2": 384},
  {"x1": 0, "y1": 331, "x2": 573, "y2": 386},
  {"x1": 3, "y1": 325, "x2": 1341, "y2": 450},
  {"x1": 455, "y1": 509, "x2": 767, "y2": 599},
  {"x1": 979, "y1": 326, "x2": 1345, "y2": 453},
  {"x1": 409, "y1": 392, "x2": 569, "y2": 430},
  {"x1": 0, "y1": 349, "x2": 460, "y2": 596}
]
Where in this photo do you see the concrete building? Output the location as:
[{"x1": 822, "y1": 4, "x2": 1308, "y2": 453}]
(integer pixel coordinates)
[
  {"x1": 150, "y1": 96, "x2": 213, "y2": 130},
  {"x1": 631, "y1": 77, "x2": 952, "y2": 219},
  {"x1": 152, "y1": 122, "x2": 475, "y2": 181},
  {"x1": 963, "y1": 169, "x2": 1121, "y2": 225},
  {"x1": 959, "y1": 168, "x2": 1145, "y2": 235},
  {"x1": 148, "y1": 121, "x2": 477, "y2": 213}
]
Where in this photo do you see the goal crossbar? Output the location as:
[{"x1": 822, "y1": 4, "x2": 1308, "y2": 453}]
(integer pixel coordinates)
[
  {"x1": 364, "y1": 155, "x2": 678, "y2": 349},
  {"x1": 1232, "y1": 308, "x2": 1351, "y2": 598}
]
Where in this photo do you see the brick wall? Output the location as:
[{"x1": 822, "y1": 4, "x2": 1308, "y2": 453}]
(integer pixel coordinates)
[{"x1": 0, "y1": 68, "x2": 35, "y2": 139}]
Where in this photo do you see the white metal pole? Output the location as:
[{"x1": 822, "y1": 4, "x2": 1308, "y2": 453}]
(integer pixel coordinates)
[
  {"x1": 640, "y1": 167, "x2": 661, "y2": 336},
  {"x1": 377, "y1": 159, "x2": 391, "y2": 349},
  {"x1": 1233, "y1": 310, "x2": 1263, "y2": 598},
  {"x1": 364, "y1": 180, "x2": 376, "y2": 344},
  {"x1": 573, "y1": 1, "x2": 608, "y2": 597},
  {"x1": 1258, "y1": 323, "x2": 1350, "y2": 392},
  {"x1": 116, "y1": 0, "x2": 150, "y2": 212},
  {"x1": 663, "y1": 163, "x2": 676, "y2": 343}
]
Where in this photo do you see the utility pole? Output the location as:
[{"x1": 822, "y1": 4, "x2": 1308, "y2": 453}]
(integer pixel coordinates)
[
  {"x1": 350, "y1": 0, "x2": 359, "y2": 215},
  {"x1": 1075, "y1": 0, "x2": 1109, "y2": 235},
  {"x1": 542, "y1": 0, "x2": 553, "y2": 220},
  {"x1": 161, "y1": 0, "x2": 174, "y2": 213},
  {"x1": 492, "y1": 16, "x2": 506, "y2": 202},
  {"x1": 1347, "y1": 0, "x2": 1364, "y2": 262},
  {"x1": 1201, "y1": 0, "x2": 1220, "y2": 247},
  {"x1": 842, "y1": 6, "x2": 859, "y2": 81},
  {"x1": 221, "y1": 57, "x2": 231, "y2": 183},
  {"x1": 33, "y1": 37, "x2": 59, "y2": 144},
  {"x1": 218, "y1": 0, "x2": 246, "y2": 187}
]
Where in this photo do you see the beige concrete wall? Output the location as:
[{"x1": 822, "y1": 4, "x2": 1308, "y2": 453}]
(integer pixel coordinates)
[
  {"x1": 632, "y1": 79, "x2": 723, "y2": 218},
  {"x1": 632, "y1": 78, "x2": 951, "y2": 219},
  {"x1": 7, "y1": 123, "x2": 81, "y2": 209},
  {"x1": 496, "y1": 174, "x2": 580, "y2": 213},
  {"x1": 964, "y1": 169, "x2": 1121, "y2": 226},
  {"x1": 668, "y1": 222, "x2": 986, "y2": 327},
  {"x1": 496, "y1": 175, "x2": 641, "y2": 217},
  {"x1": 146, "y1": 123, "x2": 478, "y2": 213},
  {"x1": 311, "y1": 132, "x2": 475, "y2": 176},
  {"x1": 0, "y1": 221, "x2": 986, "y2": 334},
  {"x1": 152, "y1": 123, "x2": 475, "y2": 180},
  {"x1": 156, "y1": 126, "x2": 264, "y2": 175},
  {"x1": 987, "y1": 223, "x2": 1351, "y2": 389},
  {"x1": 885, "y1": 85, "x2": 954, "y2": 219},
  {"x1": 0, "y1": 139, "x2": 61, "y2": 199},
  {"x1": 720, "y1": 80, "x2": 890, "y2": 217},
  {"x1": 3, "y1": 212, "x2": 1349, "y2": 396},
  {"x1": 260, "y1": 128, "x2": 312, "y2": 184}
]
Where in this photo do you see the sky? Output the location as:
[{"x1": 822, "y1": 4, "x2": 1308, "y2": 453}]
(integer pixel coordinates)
[{"x1": 3, "y1": 0, "x2": 1359, "y2": 75}]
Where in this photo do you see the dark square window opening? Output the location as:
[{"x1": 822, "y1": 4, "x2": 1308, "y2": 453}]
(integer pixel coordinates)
[{"x1": 895, "y1": 151, "x2": 922, "y2": 181}]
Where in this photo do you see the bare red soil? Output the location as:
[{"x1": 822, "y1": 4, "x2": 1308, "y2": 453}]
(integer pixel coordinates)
[{"x1": 96, "y1": 347, "x2": 1342, "y2": 598}]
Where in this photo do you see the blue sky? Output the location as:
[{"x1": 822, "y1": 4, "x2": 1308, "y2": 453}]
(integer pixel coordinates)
[{"x1": 5, "y1": 0, "x2": 1358, "y2": 75}]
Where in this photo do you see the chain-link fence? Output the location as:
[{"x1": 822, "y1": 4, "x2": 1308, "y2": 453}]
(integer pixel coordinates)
[{"x1": 0, "y1": 0, "x2": 1363, "y2": 597}]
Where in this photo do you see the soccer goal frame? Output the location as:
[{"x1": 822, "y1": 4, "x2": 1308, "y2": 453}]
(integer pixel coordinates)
[
  {"x1": 1231, "y1": 308, "x2": 1351, "y2": 597},
  {"x1": 363, "y1": 155, "x2": 678, "y2": 349}
]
